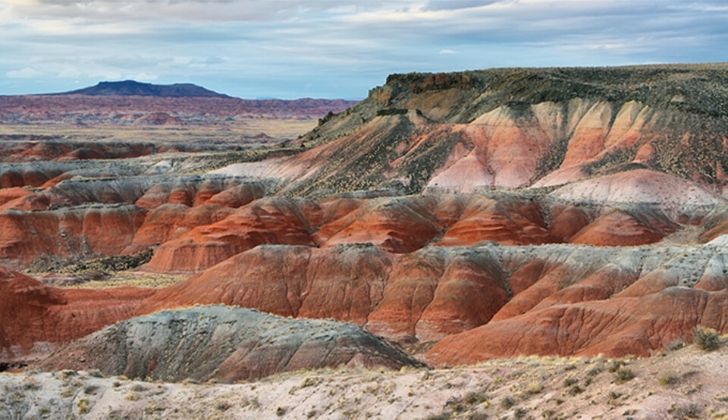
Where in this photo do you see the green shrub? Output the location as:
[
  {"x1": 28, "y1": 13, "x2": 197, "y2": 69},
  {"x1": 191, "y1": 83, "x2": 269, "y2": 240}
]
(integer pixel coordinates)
[
  {"x1": 693, "y1": 326, "x2": 720, "y2": 351},
  {"x1": 658, "y1": 373, "x2": 680, "y2": 386},
  {"x1": 665, "y1": 339, "x2": 685, "y2": 351},
  {"x1": 614, "y1": 367, "x2": 635, "y2": 383}
]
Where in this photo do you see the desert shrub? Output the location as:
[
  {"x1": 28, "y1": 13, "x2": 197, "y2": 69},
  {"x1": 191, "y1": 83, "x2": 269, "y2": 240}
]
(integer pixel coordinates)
[
  {"x1": 568, "y1": 385, "x2": 584, "y2": 396},
  {"x1": 77, "y1": 399, "x2": 90, "y2": 414},
  {"x1": 526, "y1": 381, "x2": 543, "y2": 394},
  {"x1": 607, "y1": 391, "x2": 622, "y2": 405},
  {"x1": 276, "y1": 407, "x2": 287, "y2": 416},
  {"x1": 215, "y1": 401, "x2": 231, "y2": 411},
  {"x1": 669, "y1": 403, "x2": 703, "y2": 419},
  {"x1": 607, "y1": 360, "x2": 625, "y2": 373},
  {"x1": 665, "y1": 339, "x2": 685, "y2": 351},
  {"x1": 692, "y1": 326, "x2": 720, "y2": 351},
  {"x1": 463, "y1": 390, "x2": 488, "y2": 405},
  {"x1": 659, "y1": 373, "x2": 680, "y2": 386},
  {"x1": 444, "y1": 396, "x2": 466, "y2": 413},
  {"x1": 563, "y1": 377, "x2": 578, "y2": 387},
  {"x1": 586, "y1": 366, "x2": 603, "y2": 377},
  {"x1": 514, "y1": 407, "x2": 528, "y2": 419},
  {"x1": 614, "y1": 367, "x2": 635, "y2": 383},
  {"x1": 22, "y1": 379, "x2": 41, "y2": 391},
  {"x1": 501, "y1": 396, "x2": 516, "y2": 409},
  {"x1": 301, "y1": 376, "x2": 321, "y2": 388}
]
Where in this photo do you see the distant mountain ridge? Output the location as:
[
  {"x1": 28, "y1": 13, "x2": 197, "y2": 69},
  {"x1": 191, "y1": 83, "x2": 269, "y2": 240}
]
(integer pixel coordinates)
[
  {"x1": 0, "y1": 82, "x2": 359, "y2": 123},
  {"x1": 56, "y1": 80, "x2": 230, "y2": 98}
]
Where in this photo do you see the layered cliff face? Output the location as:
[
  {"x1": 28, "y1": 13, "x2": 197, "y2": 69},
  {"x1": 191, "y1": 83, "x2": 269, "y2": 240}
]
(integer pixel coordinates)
[{"x1": 215, "y1": 65, "x2": 728, "y2": 197}]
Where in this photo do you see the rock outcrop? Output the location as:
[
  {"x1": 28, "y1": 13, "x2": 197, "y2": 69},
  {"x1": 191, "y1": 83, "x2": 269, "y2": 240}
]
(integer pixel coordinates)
[
  {"x1": 214, "y1": 65, "x2": 728, "y2": 197},
  {"x1": 0, "y1": 267, "x2": 152, "y2": 362},
  {"x1": 38, "y1": 305, "x2": 421, "y2": 382}
]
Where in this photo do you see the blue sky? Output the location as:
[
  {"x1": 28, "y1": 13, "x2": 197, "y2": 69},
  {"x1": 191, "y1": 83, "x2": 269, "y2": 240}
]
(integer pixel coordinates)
[{"x1": 1, "y1": 0, "x2": 727, "y2": 99}]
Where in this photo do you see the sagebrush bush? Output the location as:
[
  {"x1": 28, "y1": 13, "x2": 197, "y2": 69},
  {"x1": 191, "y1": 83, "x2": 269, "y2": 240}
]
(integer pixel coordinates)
[
  {"x1": 658, "y1": 373, "x2": 680, "y2": 386},
  {"x1": 614, "y1": 367, "x2": 635, "y2": 383},
  {"x1": 693, "y1": 326, "x2": 720, "y2": 351}
]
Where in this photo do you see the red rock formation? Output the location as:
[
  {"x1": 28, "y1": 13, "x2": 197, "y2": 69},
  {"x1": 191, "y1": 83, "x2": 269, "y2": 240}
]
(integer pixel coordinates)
[
  {"x1": 144, "y1": 197, "x2": 316, "y2": 272},
  {"x1": 438, "y1": 198, "x2": 553, "y2": 246},
  {"x1": 1, "y1": 183, "x2": 713, "y2": 271},
  {"x1": 569, "y1": 209, "x2": 673, "y2": 246},
  {"x1": 368, "y1": 249, "x2": 508, "y2": 342},
  {"x1": 0, "y1": 267, "x2": 152, "y2": 361},
  {"x1": 0, "y1": 206, "x2": 145, "y2": 266},
  {"x1": 125, "y1": 204, "x2": 234, "y2": 253},
  {"x1": 426, "y1": 288, "x2": 728, "y2": 365},
  {"x1": 316, "y1": 197, "x2": 439, "y2": 252},
  {"x1": 139, "y1": 243, "x2": 727, "y2": 361},
  {"x1": 139, "y1": 245, "x2": 510, "y2": 342}
]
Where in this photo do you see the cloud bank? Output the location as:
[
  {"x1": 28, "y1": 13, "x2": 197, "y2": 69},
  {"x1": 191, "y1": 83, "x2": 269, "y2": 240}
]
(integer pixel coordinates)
[{"x1": 1, "y1": 0, "x2": 726, "y2": 98}]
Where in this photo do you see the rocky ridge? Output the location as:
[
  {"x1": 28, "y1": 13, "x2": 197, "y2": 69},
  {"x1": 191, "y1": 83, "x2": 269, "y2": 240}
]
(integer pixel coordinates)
[{"x1": 38, "y1": 305, "x2": 421, "y2": 382}]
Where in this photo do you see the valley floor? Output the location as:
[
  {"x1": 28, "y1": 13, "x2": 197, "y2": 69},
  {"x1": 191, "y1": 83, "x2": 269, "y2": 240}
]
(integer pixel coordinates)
[{"x1": 2, "y1": 345, "x2": 726, "y2": 419}]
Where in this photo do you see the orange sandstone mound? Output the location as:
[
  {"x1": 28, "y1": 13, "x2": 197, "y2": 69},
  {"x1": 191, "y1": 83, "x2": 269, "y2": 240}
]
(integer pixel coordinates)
[{"x1": 0, "y1": 266, "x2": 152, "y2": 362}]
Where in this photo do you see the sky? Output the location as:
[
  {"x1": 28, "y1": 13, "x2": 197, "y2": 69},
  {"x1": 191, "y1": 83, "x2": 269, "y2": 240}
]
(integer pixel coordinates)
[{"x1": 1, "y1": 0, "x2": 727, "y2": 99}]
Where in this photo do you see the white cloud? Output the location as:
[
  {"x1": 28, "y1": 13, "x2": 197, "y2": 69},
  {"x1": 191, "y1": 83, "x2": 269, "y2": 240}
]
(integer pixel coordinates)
[
  {"x1": 0, "y1": 0, "x2": 726, "y2": 97},
  {"x1": 6, "y1": 67, "x2": 42, "y2": 78},
  {"x1": 125, "y1": 72, "x2": 159, "y2": 81}
]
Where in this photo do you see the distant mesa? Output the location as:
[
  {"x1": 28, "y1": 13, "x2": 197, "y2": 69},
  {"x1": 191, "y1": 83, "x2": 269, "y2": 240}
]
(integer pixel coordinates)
[{"x1": 55, "y1": 80, "x2": 231, "y2": 98}]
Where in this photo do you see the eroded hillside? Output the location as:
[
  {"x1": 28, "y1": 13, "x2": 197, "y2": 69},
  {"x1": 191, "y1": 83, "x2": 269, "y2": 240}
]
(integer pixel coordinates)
[
  {"x1": 0, "y1": 67, "x2": 726, "y2": 412},
  {"x1": 215, "y1": 64, "x2": 728, "y2": 197}
]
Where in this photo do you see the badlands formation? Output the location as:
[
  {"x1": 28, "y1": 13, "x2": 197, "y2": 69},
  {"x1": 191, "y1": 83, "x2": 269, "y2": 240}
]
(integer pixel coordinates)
[{"x1": 0, "y1": 66, "x2": 727, "y2": 418}]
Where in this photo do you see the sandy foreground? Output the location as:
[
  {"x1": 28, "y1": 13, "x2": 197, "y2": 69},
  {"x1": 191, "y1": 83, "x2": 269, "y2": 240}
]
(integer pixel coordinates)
[{"x1": 1, "y1": 345, "x2": 726, "y2": 419}]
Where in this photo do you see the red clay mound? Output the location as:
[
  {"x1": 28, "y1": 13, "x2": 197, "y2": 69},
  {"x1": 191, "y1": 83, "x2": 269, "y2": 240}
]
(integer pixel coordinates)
[
  {"x1": 437, "y1": 198, "x2": 555, "y2": 246},
  {"x1": 0, "y1": 267, "x2": 152, "y2": 361},
  {"x1": 0, "y1": 183, "x2": 717, "y2": 271},
  {"x1": 139, "y1": 245, "x2": 510, "y2": 342},
  {"x1": 426, "y1": 287, "x2": 728, "y2": 366},
  {"x1": 0, "y1": 206, "x2": 146, "y2": 266},
  {"x1": 144, "y1": 197, "x2": 316, "y2": 272},
  {"x1": 569, "y1": 209, "x2": 676, "y2": 246}
]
